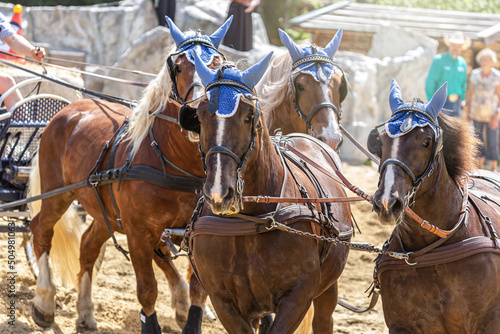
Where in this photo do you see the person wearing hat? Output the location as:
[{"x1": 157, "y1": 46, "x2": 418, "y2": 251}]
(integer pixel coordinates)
[
  {"x1": 0, "y1": 11, "x2": 45, "y2": 112},
  {"x1": 425, "y1": 31, "x2": 470, "y2": 117},
  {"x1": 465, "y1": 48, "x2": 500, "y2": 172}
]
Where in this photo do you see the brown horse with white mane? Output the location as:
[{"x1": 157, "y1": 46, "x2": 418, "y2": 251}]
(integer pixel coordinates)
[
  {"x1": 180, "y1": 51, "x2": 353, "y2": 333},
  {"x1": 370, "y1": 80, "x2": 500, "y2": 333},
  {"x1": 29, "y1": 17, "x2": 232, "y2": 333},
  {"x1": 257, "y1": 29, "x2": 347, "y2": 150}
]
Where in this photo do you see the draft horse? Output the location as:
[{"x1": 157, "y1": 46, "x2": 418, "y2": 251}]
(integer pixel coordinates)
[
  {"x1": 180, "y1": 51, "x2": 353, "y2": 333},
  {"x1": 369, "y1": 80, "x2": 500, "y2": 333},
  {"x1": 29, "y1": 16, "x2": 232, "y2": 333},
  {"x1": 257, "y1": 28, "x2": 348, "y2": 150}
]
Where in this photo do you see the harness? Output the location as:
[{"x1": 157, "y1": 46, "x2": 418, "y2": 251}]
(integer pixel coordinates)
[
  {"x1": 367, "y1": 101, "x2": 500, "y2": 292},
  {"x1": 183, "y1": 75, "x2": 352, "y2": 262},
  {"x1": 289, "y1": 51, "x2": 345, "y2": 135},
  {"x1": 86, "y1": 116, "x2": 205, "y2": 259}
]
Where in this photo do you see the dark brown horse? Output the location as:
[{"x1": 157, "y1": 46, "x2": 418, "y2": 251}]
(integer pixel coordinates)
[
  {"x1": 29, "y1": 17, "x2": 232, "y2": 333},
  {"x1": 257, "y1": 29, "x2": 347, "y2": 150},
  {"x1": 370, "y1": 80, "x2": 500, "y2": 333},
  {"x1": 182, "y1": 51, "x2": 352, "y2": 333}
]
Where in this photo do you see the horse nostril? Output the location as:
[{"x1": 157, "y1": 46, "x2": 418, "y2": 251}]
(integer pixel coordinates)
[
  {"x1": 317, "y1": 135, "x2": 327, "y2": 143},
  {"x1": 223, "y1": 187, "x2": 235, "y2": 203},
  {"x1": 390, "y1": 197, "x2": 404, "y2": 215}
]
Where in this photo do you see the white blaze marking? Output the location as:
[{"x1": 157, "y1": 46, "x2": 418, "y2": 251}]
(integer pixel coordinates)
[
  {"x1": 210, "y1": 117, "x2": 226, "y2": 203},
  {"x1": 379, "y1": 137, "x2": 400, "y2": 210},
  {"x1": 317, "y1": 84, "x2": 340, "y2": 138}
]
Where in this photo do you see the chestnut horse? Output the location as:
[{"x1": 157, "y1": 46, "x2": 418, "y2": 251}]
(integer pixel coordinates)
[
  {"x1": 370, "y1": 80, "x2": 500, "y2": 333},
  {"x1": 181, "y1": 51, "x2": 352, "y2": 333},
  {"x1": 257, "y1": 29, "x2": 347, "y2": 150},
  {"x1": 29, "y1": 17, "x2": 232, "y2": 333}
]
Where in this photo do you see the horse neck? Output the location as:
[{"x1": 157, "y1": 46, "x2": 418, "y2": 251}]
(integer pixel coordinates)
[
  {"x1": 241, "y1": 128, "x2": 285, "y2": 214},
  {"x1": 400, "y1": 153, "x2": 464, "y2": 248},
  {"x1": 150, "y1": 102, "x2": 204, "y2": 176}
]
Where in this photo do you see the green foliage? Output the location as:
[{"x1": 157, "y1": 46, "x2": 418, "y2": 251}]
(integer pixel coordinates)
[
  {"x1": 0, "y1": 0, "x2": 120, "y2": 6},
  {"x1": 284, "y1": 28, "x2": 311, "y2": 44}
]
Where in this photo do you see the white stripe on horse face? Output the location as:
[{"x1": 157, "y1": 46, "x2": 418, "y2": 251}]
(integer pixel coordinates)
[
  {"x1": 379, "y1": 137, "x2": 401, "y2": 210},
  {"x1": 210, "y1": 117, "x2": 227, "y2": 203},
  {"x1": 191, "y1": 71, "x2": 203, "y2": 104},
  {"x1": 316, "y1": 83, "x2": 340, "y2": 136}
]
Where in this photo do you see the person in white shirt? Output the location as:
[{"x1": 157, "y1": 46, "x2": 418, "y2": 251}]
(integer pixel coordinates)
[{"x1": 0, "y1": 12, "x2": 45, "y2": 112}]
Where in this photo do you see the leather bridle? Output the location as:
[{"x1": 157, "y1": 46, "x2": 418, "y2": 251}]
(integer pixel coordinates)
[
  {"x1": 376, "y1": 106, "x2": 443, "y2": 207},
  {"x1": 289, "y1": 53, "x2": 344, "y2": 135}
]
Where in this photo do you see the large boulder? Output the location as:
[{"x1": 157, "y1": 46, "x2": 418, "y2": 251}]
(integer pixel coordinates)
[{"x1": 0, "y1": 0, "x2": 158, "y2": 66}]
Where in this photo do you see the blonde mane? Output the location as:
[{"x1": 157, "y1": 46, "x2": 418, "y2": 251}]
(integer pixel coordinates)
[
  {"x1": 256, "y1": 51, "x2": 292, "y2": 130},
  {"x1": 126, "y1": 46, "x2": 176, "y2": 158}
]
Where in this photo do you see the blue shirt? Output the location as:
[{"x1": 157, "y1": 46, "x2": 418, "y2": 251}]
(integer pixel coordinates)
[
  {"x1": 425, "y1": 52, "x2": 467, "y2": 101},
  {"x1": 0, "y1": 13, "x2": 16, "y2": 41}
]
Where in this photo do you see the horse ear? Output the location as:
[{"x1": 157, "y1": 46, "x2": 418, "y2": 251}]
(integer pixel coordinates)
[
  {"x1": 209, "y1": 16, "x2": 233, "y2": 48},
  {"x1": 367, "y1": 128, "x2": 382, "y2": 159},
  {"x1": 279, "y1": 29, "x2": 304, "y2": 62},
  {"x1": 192, "y1": 50, "x2": 217, "y2": 87},
  {"x1": 242, "y1": 52, "x2": 274, "y2": 89},
  {"x1": 425, "y1": 82, "x2": 447, "y2": 120},
  {"x1": 323, "y1": 28, "x2": 343, "y2": 58},
  {"x1": 389, "y1": 79, "x2": 405, "y2": 112},
  {"x1": 165, "y1": 16, "x2": 186, "y2": 47}
]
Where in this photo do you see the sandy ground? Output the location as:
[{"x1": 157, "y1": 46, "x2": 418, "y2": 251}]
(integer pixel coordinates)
[{"x1": 0, "y1": 163, "x2": 392, "y2": 334}]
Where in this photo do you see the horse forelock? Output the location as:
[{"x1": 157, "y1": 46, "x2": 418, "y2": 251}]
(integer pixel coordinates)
[
  {"x1": 126, "y1": 46, "x2": 176, "y2": 158},
  {"x1": 256, "y1": 51, "x2": 292, "y2": 130}
]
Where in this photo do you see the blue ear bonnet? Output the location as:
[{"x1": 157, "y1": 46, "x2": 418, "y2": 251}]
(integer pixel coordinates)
[
  {"x1": 385, "y1": 99, "x2": 438, "y2": 138},
  {"x1": 294, "y1": 46, "x2": 333, "y2": 83},
  {"x1": 206, "y1": 67, "x2": 254, "y2": 117},
  {"x1": 176, "y1": 32, "x2": 221, "y2": 66}
]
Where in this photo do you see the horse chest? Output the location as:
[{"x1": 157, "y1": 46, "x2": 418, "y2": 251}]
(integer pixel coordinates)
[{"x1": 380, "y1": 257, "x2": 500, "y2": 334}]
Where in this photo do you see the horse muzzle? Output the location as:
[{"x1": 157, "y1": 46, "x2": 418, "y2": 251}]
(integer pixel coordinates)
[{"x1": 372, "y1": 189, "x2": 404, "y2": 225}]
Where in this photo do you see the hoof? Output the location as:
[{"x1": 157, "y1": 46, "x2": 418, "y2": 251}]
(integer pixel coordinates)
[
  {"x1": 31, "y1": 304, "x2": 54, "y2": 328},
  {"x1": 182, "y1": 305, "x2": 202, "y2": 334}
]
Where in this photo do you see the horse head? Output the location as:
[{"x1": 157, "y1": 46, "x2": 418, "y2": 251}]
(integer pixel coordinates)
[
  {"x1": 192, "y1": 51, "x2": 273, "y2": 215},
  {"x1": 371, "y1": 80, "x2": 447, "y2": 225},
  {"x1": 165, "y1": 16, "x2": 232, "y2": 106},
  {"x1": 279, "y1": 28, "x2": 347, "y2": 150}
]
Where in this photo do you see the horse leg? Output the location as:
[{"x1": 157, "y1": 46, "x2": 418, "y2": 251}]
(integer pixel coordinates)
[
  {"x1": 30, "y1": 195, "x2": 74, "y2": 328},
  {"x1": 209, "y1": 297, "x2": 254, "y2": 334},
  {"x1": 152, "y1": 253, "x2": 190, "y2": 328},
  {"x1": 186, "y1": 264, "x2": 217, "y2": 323},
  {"x1": 182, "y1": 269, "x2": 209, "y2": 334},
  {"x1": 312, "y1": 282, "x2": 338, "y2": 334},
  {"x1": 267, "y1": 285, "x2": 314, "y2": 334},
  {"x1": 76, "y1": 218, "x2": 110, "y2": 332},
  {"x1": 127, "y1": 234, "x2": 161, "y2": 334}
]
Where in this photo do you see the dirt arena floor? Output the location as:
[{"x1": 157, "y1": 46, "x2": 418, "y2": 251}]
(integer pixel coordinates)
[{"x1": 0, "y1": 163, "x2": 393, "y2": 334}]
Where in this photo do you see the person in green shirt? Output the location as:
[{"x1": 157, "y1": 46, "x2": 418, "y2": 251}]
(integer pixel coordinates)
[{"x1": 425, "y1": 31, "x2": 470, "y2": 117}]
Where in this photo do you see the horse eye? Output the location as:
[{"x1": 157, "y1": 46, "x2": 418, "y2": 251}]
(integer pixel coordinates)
[
  {"x1": 422, "y1": 140, "x2": 431, "y2": 148},
  {"x1": 244, "y1": 115, "x2": 253, "y2": 124},
  {"x1": 175, "y1": 65, "x2": 181, "y2": 74},
  {"x1": 295, "y1": 83, "x2": 304, "y2": 91}
]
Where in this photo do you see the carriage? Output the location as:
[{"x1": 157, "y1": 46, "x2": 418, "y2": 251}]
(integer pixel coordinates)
[{"x1": 0, "y1": 74, "x2": 84, "y2": 276}]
